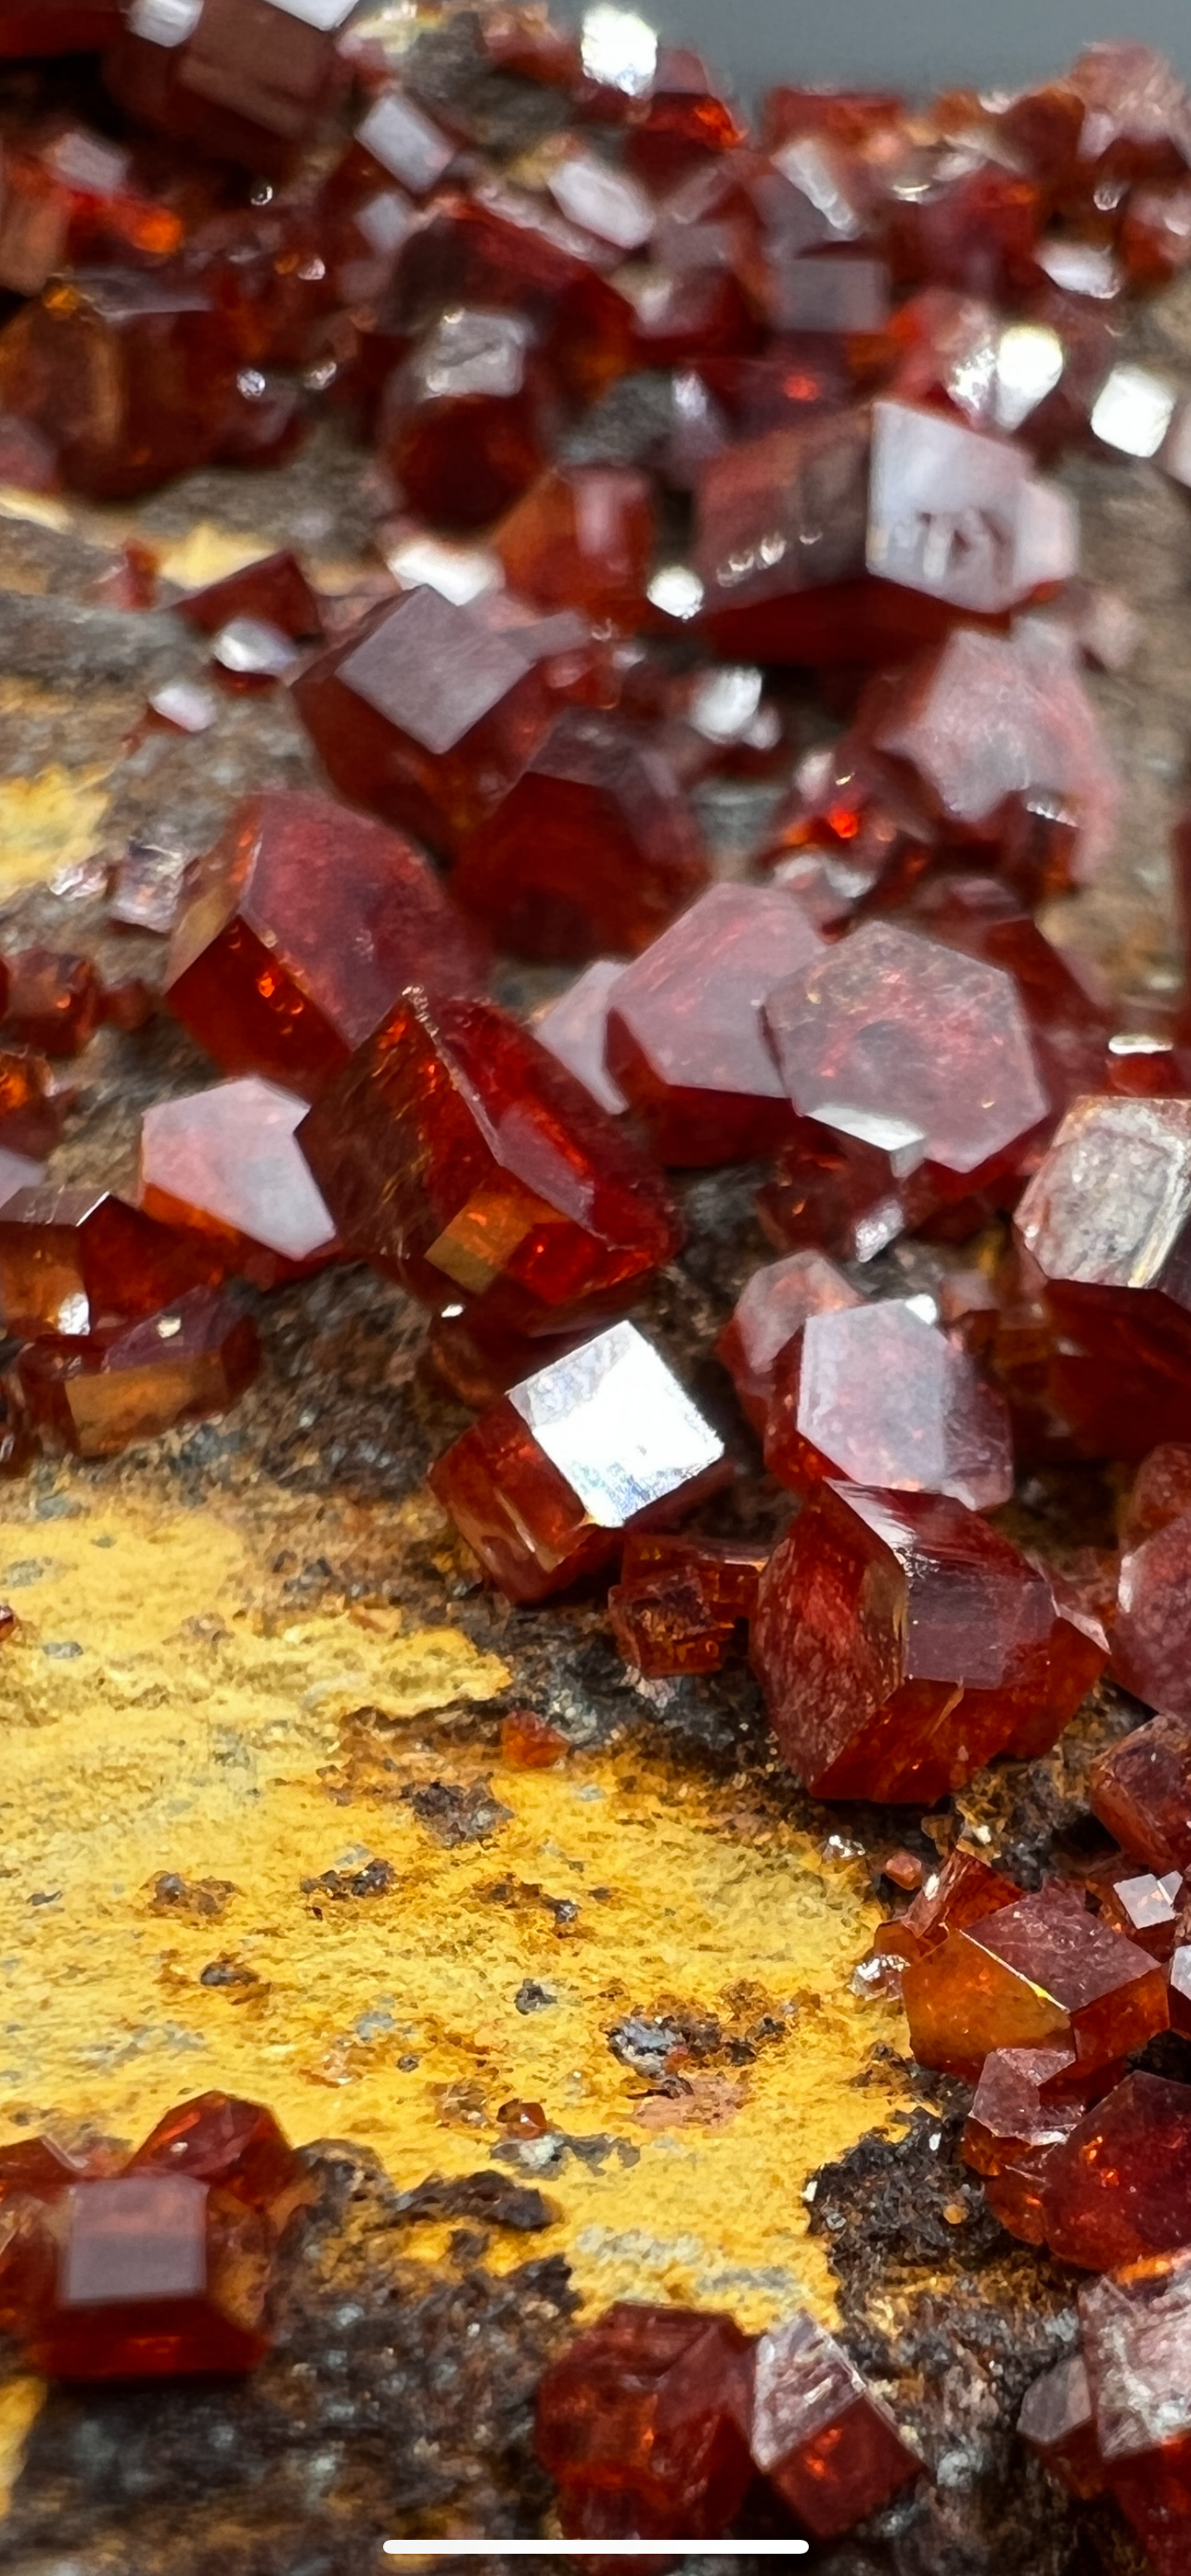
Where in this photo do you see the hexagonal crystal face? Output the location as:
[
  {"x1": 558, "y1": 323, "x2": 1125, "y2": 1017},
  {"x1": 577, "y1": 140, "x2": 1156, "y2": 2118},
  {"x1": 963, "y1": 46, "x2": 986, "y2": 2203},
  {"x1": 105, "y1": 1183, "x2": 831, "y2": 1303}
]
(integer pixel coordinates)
[{"x1": 508, "y1": 1322, "x2": 724, "y2": 1527}]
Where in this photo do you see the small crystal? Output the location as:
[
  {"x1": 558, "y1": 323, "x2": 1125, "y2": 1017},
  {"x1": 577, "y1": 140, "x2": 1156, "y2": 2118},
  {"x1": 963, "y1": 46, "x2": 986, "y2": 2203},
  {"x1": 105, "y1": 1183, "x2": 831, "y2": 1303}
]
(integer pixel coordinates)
[
  {"x1": 1090, "y1": 1714, "x2": 1191, "y2": 1876},
  {"x1": 18, "y1": 1288, "x2": 259, "y2": 1457},
  {"x1": 429, "y1": 1322, "x2": 729, "y2": 1603},
  {"x1": 716, "y1": 1250, "x2": 862, "y2": 1435},
  {"x1": 605, "y1": 884, "x2": 822, "y2": 1165},
  {"x1": 609, "y1": 1534, "x2": 766, "y2": 1677},
  {"x1": 140, "y1": 1077, "x2": 339, "y2": 1286},
  {"x1": 762, "y1": 1296, "x2": 1013, "y2": 1511},
  {"x1": 210, "y1": 616, "x2": 299, "y2": 682},
  {"x1": 1018, "y1": 2353, "x2": 1105, "y2": 2499},
  {"x1": 1039, "y1": 2072, "x2": 1191, "y2": 2270},
  {"x1": 536, "y1": 2301, "x2": 752, "y2": 2540},
  {"x1": 580, "y1": 6, "x2": 658, "y2": 99},
  {"x1": 1090, "y1": 363, "x2": 1178, "y2": 457}
]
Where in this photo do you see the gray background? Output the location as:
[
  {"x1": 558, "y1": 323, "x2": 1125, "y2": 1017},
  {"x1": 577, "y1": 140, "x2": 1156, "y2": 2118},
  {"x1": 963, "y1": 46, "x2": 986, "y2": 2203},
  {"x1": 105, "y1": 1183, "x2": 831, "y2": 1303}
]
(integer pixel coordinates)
[{"x1": 565, "y1": 0, "x2": 1191, "y2": 100}]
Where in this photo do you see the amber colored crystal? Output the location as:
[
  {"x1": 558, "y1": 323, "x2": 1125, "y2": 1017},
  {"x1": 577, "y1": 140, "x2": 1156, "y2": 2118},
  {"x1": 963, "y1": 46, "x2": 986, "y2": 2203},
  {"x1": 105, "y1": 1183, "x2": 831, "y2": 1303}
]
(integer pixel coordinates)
[
  {"x1": 300, "y1": 992, "x2": 681, "y2": 1339},
  {"x1": 18, "y1": 1287, "x2": 259, "y2": 1459},
  {"x1": 176, "y1": 549, "x2": 324, "y2": 641},
  {"x1": 499, "y1": 1711, "x2": 568, "y2": 1769},
  {"x1": 453, "y1": 713, "x2": 708, "y2": 965},
  {"x1": 535, "y1": 962, "x2": 627, "y2": 1116},
  {"x1": 3, "y1": 950, "x2": 100, "y2": 1057},
  {"x1": 762, "y1": 1297, "x2": 1013, "y2": 1511},
  {"x1": 387, "y1": 186, "x2": 633, "y2": 402},
  {"x1": 139, "y1": 1078, "x2": 339, "y2": 1289},
  {"x1": 131, "y1": 2090, "x2": 307, "y2": 2232},
  {"x1": 164, "y1": 788, "x2": 485, "y2": 1100},
  {"x1": 716, "y1": 1250, "x2": 862, "y2": 1436},
  {"x1": 0, "y1": 1186, "x2": 218, "y2": 1340},
  {"x1": 752, "y1": 1483, "x2": 1095, "y2": 1804},
  {"x1": 902, "y1": 1888, "x2": 1169, "y2": 2082},
  {"x1": 1109, "y1": 1453, "x2": 1191, "y2": 1713},
  {"x1": 903, "y1": 1849, "x2": 1024, "y2": 1952},
  {"x1": 599, "y1": 885, "x2": 820, "y2": 1166},
  {"x1": 1018, "y1": 2353, "x2": 1106, "y2": 2499},
  {"x1": 378, "y1": 310, "x2": 553, "y2": 534},
  {"x1": 1036, "y1": 2073, "x2": 1191, "y2": 2272},
  {"x1": 750, "y1": 2311, "x2": 918, "y2": 2538},
  {"x1": 291, "y1": 586, "x2": 552, "y2": 858},
  {"x1": 0, "y1": 272, "x2": 240, "y2": 500},
  {"x1": 0, "y1": 1052, "x2": 65, "y2": 1159},
  {"x1": 494, "y1": 465, "x2": 653, "y2": 628},
  {"x1": 1090, "y1": 1714, "x2": 1191, "y2": 1876},
  {"x1": 105, "y1": 0, "x2": 353, "y2": 178},
  {"x1": 762, "y1": 921, "x2": 1048, "y2": 1246},
  {"x1": 429, "y1": 1322, "x2": 729, "y2": 1605},
  {"x1": 535, "y1": 2302, "x2": 754, "y2": 2541},
  {"x1": 609, "y1": 1534, "x2": 767, "y2": 1678}
]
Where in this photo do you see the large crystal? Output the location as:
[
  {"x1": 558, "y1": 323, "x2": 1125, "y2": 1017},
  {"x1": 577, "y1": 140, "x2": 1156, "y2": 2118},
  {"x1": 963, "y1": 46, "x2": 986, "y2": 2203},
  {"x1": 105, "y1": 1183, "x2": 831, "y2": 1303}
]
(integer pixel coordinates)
[
  {"x1": 535, "y1": 2302, "x2": 753, "y2": 2541},
  {"x1": 903, "y1": 1887, "x2": 1169, "y2": 2081},
  {"x1": 139, "y1": 1078, "x2": 339, "y2": 1287},
  {"x1": 762, "y1": 1296, "x2": 1013, "y2": 1511},
  {"x1": 164, "y1": 788, "x2": 485, "y2": 1099},
  {"x1": 750, "y1": 2311, "x2": 918, "y2": 2537}
]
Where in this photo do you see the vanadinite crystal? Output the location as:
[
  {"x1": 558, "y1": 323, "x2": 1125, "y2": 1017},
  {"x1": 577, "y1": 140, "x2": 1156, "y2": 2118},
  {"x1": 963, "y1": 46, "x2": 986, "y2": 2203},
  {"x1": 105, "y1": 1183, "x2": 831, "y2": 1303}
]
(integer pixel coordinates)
[
  {"x1": 106, "y1": 0, "x2": 353, "y2": 176},
  {"x1": 962, "y1": 2045, "x2": 1095, "y2": 2244},
  {"x1": 601, "y1": 883, "x2": 821, "y2": 1163},
  {"x1": 1080, "y1": 2248, "x2": 1191, "y2": 2573},
  {"x1": 716, "y1": 1249, "x2": 862, "y2": 1435},
  {"x1": 903, "y1": 1887, "x2": 1169, "y2": 2081},
  {"x1": 0, "y1": 2091, "x2": 302, "y2": 2378},
  {"x1": 1036, "y1": 2072, "x2": 1191, "y2": 2271},
  {"x1": 0, "y1": 1186, "x2": 217, "y2": 1338},
  {"x1": 298, "y1": 992, "x2": 682, "y2": 1338},
  {"x1": 139, "y1": 1078, "x2": 339, "y2": 1287},
  {"x1": 535, "y1": 2302, "x2": 753, "y2": 2540},
  {"x1": 762, "y1": 1296, "x2": 1013, "y2": 1510},
  {"x1": 429, "y1": 1322, "x2": 728, "y2": 1603},
  {"x1": 494, "y1": 465, "x2": 653, "y2": 626},
  {"x1": 1090, "y1": 1714, "x2": 1191, "y2": 1875},
  {"x1": 164, "y1": 789, "x2": 485, "y2": 1099},
  {"x1": 1018, "y1": 2352, "x2": 1106, "y2": 2499},
  {"x1": 751, "y1": 1483, "x2": 1102, "y2": 1802},
  {"x1": 18, "y1": 1289, "x2": 260, "y2": 1458},
  {"x1": 0, "y1": 271, "x2": 240, "y2": 499},
  {"x1": 749, "y1": 2312, "x2": 918, "y2": 2537},
  {"x1": 535, "y1": 960, "x2": 628, "y2": 1115},
  {"x1": 536, "y1": 2308, "x2": 747, "y2": 2544},
  {"x1": 378, "y1": 311, "x2": 553, "y2": 533},
  {"x1": 761, "y1": 920, "x2": 1048, "y2": 1256},
  {"x1": 291, "y1": 585, "x2": 552, "y2": 858},
  {"x1": 453, "y1": 712, "x2": 708, "y2": 963},
  {"x1": 609, "y1": 1533, "x2": 766, "y2": 1677},
  {"x1": 3, "y1": 950, "x2": 100, "y2": 1057},
  {"x1": 1108, "y1": 1445, "x2": 1191, "y2": 1713}
]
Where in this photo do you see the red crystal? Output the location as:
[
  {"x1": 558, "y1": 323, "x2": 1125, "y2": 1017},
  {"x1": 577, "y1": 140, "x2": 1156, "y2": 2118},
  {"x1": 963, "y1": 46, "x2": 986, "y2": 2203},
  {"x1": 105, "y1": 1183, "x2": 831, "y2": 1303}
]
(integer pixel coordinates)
[
  {"x1": 291, "y1": 585, "x2": 552, "y2": 858},
  {"x1": 0, "y1": 272, "x2": 239, "y2": 500},
  {"x1": 603, "y1": 884, "x2": 822, "y2": 1165},
  {"x1": 428, "y1": 1322, "x2": 729, "y2": 1604},
  {"x1": 105, "y1": 0, "x2": 352, "y2": 178},
  {"x1": 1038, "y1": 2073, "x2": 1191, "y2": 2271},
  {"x1": 535, "y1": 962, "x2": 627, "y2": 1116},
  {"x1": 716, "y1": 1249, "x2": 862, "y2": 1435},
  {"x1": 0, "y1": 1052, "x2": 65, "y2": 1159},
  {"x1": 17, "y1": 1287, "x2": 259, "y2": 1457},
  {"x1": 0, "y1": 1186, "x2": 218, "y2": 1339},
  {"x1": 1018, "y1": 2352, "x2": 1106, "y2": 2500},
  {"x1": 19, "y1": 2174, "x2": 271, "y2": 2378},
  {"x1": 453, "y1": 713, "x2": 708, "y2": 963},
  {"x1": 762, "y1": 1297, "x2": 1013, "y2": 1511},
  {"x1": 535, "y1": 2302, "x2": 754, "y2": 2541},
  {"x1": 761, "y1": 921, "x2": 1048, "y2": 1253},
  {"x1": 749, "y1": 2311, "x2": 918, "y2": 2538},
  {"x1": 1081, "y1": 2245, "x2": 1191, "y2": 2574},
  {"x1": 609, "y1": 1533, "x2": 767, "y2": 1678},
  {"x1": 1107, "y1": 1449, "x2": 1191, "y2": 1714},
  {"x1": 1097, "y1": 1867, "x2": 1184, "y2": 1958},
  {"x1": 139, "y1": 1078, "x2": 339, "y2": 1288},
  {"x1": 751, "y1": 1483, "x2": 1096, "y2": 1804},
  {"x1": 903, "y1": 1849, "x2": 1024, "y2": 1952},
  {"x1": 867, "y1": 624, "x2": 1121, "y2": 889},
  {"x1": 499, "y1": 1710, "x2": 569, "y2": 1769},
  {"x1": 494, "y1": 465, "x2": 653, "y2": 628},
  {"x1": 902, "y1": 1887, "x2": 1169, "y2": 2082},
  {"x1": 962, "y1": 2046, "x2": 1090, "y2": 2245},
  {"x1": 175, "y1": 548, "x2": 324, "y2": 641},
  {"x1": 1016, "y1": 1096, "x2": 1191, "y2": 1384},
  {"x1": 378, "y1": 311, "x2": 554, "y2": 533},
  {"x1": 131, "y1": 2089, "x2": 307, "y2": 2230},
  {"x1": 1090, "y1": 1715, "x2": 1191, "y2": 1876},
  {"x1": 298, "y1": 994, "x2": 681, "y2": 1339},
  {"x1": 3, "y1": 950, "x2": 100, "y2": 1057},
  {"x1": 164, "y1": 789, "x2": 485, "y2": 1100}
]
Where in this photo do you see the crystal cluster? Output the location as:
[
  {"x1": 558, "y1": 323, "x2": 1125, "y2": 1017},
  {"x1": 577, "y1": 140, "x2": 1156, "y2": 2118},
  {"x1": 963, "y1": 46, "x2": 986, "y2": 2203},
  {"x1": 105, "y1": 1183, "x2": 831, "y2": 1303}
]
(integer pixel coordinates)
[
  {"x1": 8, "y1": 5, "x2": 1191, "y2": 2551},
  {"x1": 0, "y1": 2091, "x2": 306, "y2": 2378},
  {"x1": 535, "y1": 2299, "x2": 917, "y2": 2540}
]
